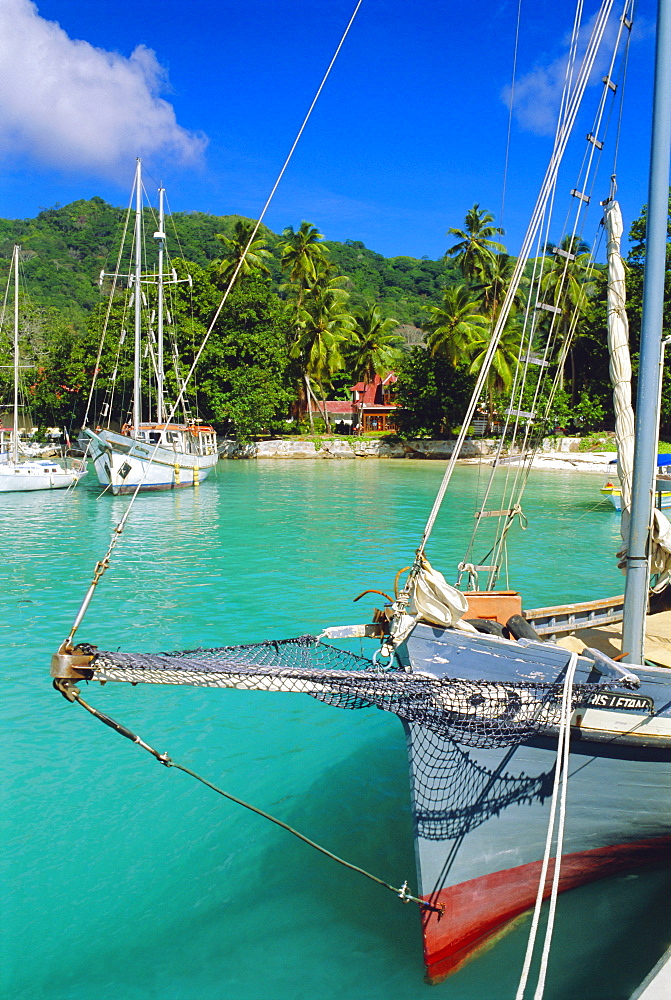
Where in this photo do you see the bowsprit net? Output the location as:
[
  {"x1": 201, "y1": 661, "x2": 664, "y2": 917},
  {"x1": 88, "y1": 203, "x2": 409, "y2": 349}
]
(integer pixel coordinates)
[{"x1": 80, "y1": 635, "x2": 611, "y2": 749}]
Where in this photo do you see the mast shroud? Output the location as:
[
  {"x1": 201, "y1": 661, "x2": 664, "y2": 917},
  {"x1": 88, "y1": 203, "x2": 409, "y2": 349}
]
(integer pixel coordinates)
[
  {"x1": 156, "y1": 186, "x2": 166, "y2": 424},
  {"x1": 12, "y1": 245, "x2": 19, "y2": 464},
  {"x1": 622, "y1": 0, "x2": 671, "y2": 664},
  {"x1": 133, "y1": 159, "x2": 142, "y2": 435}
]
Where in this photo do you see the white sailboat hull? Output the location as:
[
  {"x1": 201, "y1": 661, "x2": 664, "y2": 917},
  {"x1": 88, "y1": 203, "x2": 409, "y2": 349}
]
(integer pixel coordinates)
[
  {"x1": 0, "y1": 460, "x2": 86, "y2": 493},
  {"x1": 83, "y1": 428, "x2": 217, "y2": 495}
]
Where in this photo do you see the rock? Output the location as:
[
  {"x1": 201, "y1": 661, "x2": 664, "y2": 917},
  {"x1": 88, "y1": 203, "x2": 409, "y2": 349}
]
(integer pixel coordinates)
[{"x1": 216, "y1": 437, "x2": 615, "y2": 467}]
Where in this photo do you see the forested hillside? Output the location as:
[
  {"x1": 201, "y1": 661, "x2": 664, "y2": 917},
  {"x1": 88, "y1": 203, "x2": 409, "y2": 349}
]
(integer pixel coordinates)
[
  {"x1": 0, "y1": 195, "x2": 667, "y2": 441},
  {"x1": 0, "y1": 198, "x2": 454, "y2": 333}
]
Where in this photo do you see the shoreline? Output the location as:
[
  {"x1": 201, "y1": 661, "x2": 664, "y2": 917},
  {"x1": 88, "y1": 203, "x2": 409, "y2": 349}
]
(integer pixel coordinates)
[{"x1": 218, "y1": 436, "x2": 616, "y2": 473}]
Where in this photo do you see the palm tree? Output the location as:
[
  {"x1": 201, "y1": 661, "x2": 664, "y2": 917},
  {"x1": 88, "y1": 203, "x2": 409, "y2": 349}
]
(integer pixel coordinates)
[
  {"x1": 474, "y1": 253, "x2": 526, "y2": 323},
  {"x1": 278, "y1": 221, "x2": 329, "y2": 308},
  {"x1": 468, "y1": 321, "x2": 522, "y2": 428},
  {"x1": 425, "y1": 284, "x2": 489, "y2": 364},
  {"x1": 540, "y1": 235, "x2": 597, "y2": 398},
  {"x1": 446, "y1": 205, "x2": 506, "y2": 283},
  {"x1": 291, "y1": 275, "x2": 354, "y2": 431},
  {"x1": 346, "y1": 305, "x2": 404, "y2": 384},
  {"x1": 211, "y1": 220, "x2": 273, "y2": 286}
]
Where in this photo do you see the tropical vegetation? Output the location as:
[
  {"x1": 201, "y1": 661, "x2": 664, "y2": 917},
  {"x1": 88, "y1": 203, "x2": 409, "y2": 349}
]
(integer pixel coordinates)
[{"x1": 0, "y1": 194, "x2": 668, "y2": 441}]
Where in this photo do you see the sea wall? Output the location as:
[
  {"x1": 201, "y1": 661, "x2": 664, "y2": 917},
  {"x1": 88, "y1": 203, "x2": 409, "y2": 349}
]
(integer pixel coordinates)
[{"x1": 218, "y1": 437, "x2": 586, "y2": 460}]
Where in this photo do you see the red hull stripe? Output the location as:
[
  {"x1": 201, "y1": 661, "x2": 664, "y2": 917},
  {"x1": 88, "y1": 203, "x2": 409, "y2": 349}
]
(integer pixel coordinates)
[{"x1": 422, "y1": 836, "x2": 671, "y2": 983}]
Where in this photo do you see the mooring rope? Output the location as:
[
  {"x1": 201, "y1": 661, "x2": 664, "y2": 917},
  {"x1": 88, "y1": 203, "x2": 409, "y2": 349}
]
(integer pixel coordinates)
[
  {"x1": 515, "y1": 652, "x2": 578, "y2": 1000},
  {"x1": 54, "y1": 678, "x2": 443, "y2": 919}
]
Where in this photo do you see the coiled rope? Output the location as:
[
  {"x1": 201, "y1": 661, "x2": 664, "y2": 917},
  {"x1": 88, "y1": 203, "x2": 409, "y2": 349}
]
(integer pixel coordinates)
[
  {"x1": 515, "y1": 652, "x2": 578, "y2": 1000},
  {"x1": 54, "y1": 678, "x2": 443, "y2": 919}
]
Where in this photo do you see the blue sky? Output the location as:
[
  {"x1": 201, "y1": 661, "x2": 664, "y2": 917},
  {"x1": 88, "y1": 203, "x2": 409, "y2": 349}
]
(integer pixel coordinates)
[{"x1": 0, "y1": 0, "x2": 659, "y2": 259}]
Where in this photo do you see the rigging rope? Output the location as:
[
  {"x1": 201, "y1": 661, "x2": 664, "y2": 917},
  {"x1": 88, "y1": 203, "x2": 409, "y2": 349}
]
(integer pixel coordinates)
[
  {"x1": 457, "y1": 0, "x2": 634, "y2": 591},
  {"x1": 406, "y1": 0, "x2": 616, "y2": 584},
  {"x1": 498, "y1": 0, "x2": 523, "y2": 236},
  {"x1": 64, "y1": 0, "x2": 364, "y2": 646},
  {"x1": 82, "y1": 191, "x2": 135, "y2": 430},
  {"x1": 54, "y1": 678, "x2": 443, "y2": 918},
  {"x1": 515, "y1": 652, "x2": 578, "y2": 1000}
]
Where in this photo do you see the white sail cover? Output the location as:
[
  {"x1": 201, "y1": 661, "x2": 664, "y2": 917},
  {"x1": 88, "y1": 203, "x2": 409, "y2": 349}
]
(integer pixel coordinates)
[
  {"x1": 606, "y1": 200, "x2": 671, "y2": 591},
  {"x1": 411, "y1": 556, "x2": 470, "y2": 627},
  {"x1": 605, "y1": 200, "x2": 635, "y2": 512}
]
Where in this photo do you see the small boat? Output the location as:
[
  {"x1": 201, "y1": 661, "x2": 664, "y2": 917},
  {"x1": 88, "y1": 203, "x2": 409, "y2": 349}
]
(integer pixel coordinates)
[
  {"x1": 602, "y1": 455, "x2": 671, "y2": 510},
  {"x1": 82, "y1": 161, "x2": 218, "y2": 495},
  {"x1": 0, "y1": 458, "x2": 86, "y2": 493},
  {"x1": 0, "y1": 246, "x2": 86, "y2": 494}
]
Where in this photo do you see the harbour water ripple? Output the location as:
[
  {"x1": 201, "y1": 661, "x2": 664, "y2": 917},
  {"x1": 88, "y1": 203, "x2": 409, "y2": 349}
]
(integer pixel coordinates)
[{"x1": 1, "y1": 461, "x2": 668, "y2": 1000}]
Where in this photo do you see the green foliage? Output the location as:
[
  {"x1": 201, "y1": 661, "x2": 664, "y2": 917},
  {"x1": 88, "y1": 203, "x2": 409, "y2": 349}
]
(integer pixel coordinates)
[
  {"x1": 324, "y1": 240, "x2": 457, "y2": 323},
  {"x1": 625, "y1": 196, "x2": 671, "y2": 435},
  {"x1": 445, "y1": 204, "x2": 505, "y2": 283},
  {"x1": 345, "y1": 304, "x2": 404, "y2": 383},
  {"x1": 0, "y1": 200, "x2": 452, "y2": 336},
  {"x1": 0, "y1": 198, "x2": 127, "y2": 335},
  {"x1": 1, "y1": 192, "x2": 666, "y2": 443},
  {"x1": 394, "y1": 347, "x2": 475, "y2": 437},
  {"x1": 278, "y1": 222, "x2": 329, "y2": 297},
  {"x1": 510, "y1": 381, "x2": 606, "y2": 437},
  {"x1": 211, "y1": 219, "x2": 273, "y2": 286},
  {"x1": 540, "y1": 235, "x2": 598, "y2": 399},
  {"x1": 578, "y1": 433, "x2": 617, "y2": 452},
  {"x1": 195, "y1": 275, "x2": 293, "y2": 440},
  {"x1": 425, "y1": 284, "x2": 489, "y2": 363},
  {"x1": 572, "y1": 390, "x2": 606, "y2": 432}
]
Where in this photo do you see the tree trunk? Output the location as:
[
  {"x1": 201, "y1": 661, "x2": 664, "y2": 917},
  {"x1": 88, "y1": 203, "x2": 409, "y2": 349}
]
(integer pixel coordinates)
[
  {"x1": 304, "y1": 374, "x2": 315, "y2": 432},
  {"x1": 305, "y1": 375, "x2": 331, "y2": 432},
  {"x1": 308, "y1": 378, "x2": 330, "y2": 431},
  {"x1": 319, "y1": 384, "x2": 331, "y2": 432}
]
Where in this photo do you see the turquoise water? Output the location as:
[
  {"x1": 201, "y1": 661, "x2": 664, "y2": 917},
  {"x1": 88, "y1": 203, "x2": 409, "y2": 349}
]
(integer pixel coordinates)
[{"x1": 2, "y1": 460, "x2": 669, "y2": 1000}]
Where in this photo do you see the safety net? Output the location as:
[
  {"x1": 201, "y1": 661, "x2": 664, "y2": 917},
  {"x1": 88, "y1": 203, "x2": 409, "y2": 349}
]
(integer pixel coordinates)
[{"x1": 82, "y1": 635, "x2": 613, "y2": 750}]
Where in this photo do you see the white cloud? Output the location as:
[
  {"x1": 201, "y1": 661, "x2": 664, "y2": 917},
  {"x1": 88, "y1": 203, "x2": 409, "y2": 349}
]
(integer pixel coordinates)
[
  {"x1": 0, "y1": 0, "x2": 207, "y2": 176},
  {"x1": 503, "y1": 11, "x2": 635, "y2": 136}
]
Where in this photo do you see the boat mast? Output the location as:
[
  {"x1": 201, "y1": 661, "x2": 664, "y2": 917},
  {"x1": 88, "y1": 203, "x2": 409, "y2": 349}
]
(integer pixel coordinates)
[
  {"x1": 154, "y1": 186, "x2": 166, "y2": 425},
  {"x1": 622, "y1": 0, "x2": 671, "y2": 664},
  {"x1": 12, "y1": 244, "x2": 19, "y2": 464},
  {"x1": 133, "y1": 159, "x2": 143, "y2": 435}
]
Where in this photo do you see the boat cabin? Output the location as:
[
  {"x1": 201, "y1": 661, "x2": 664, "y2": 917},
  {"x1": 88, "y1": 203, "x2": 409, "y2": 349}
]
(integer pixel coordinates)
[{"x1": 128, "y1": 422, "x2": 218, "y2": 456}]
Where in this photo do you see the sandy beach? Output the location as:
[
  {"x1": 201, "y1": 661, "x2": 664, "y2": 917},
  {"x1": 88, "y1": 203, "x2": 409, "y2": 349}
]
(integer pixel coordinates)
[{"x1": 517, "y1": 451, "x2": 615, "y2": 473}]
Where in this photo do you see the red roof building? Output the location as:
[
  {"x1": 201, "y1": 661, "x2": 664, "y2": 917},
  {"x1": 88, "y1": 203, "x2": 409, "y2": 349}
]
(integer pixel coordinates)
[{"x1": 350, "y1": 373, "x2": 399, "y2": 433}]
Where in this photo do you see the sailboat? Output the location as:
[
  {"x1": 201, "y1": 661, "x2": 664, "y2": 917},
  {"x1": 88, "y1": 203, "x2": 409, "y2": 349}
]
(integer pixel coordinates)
[
  {"x1": 51, "y1": 0, "x2": 670, "y2": 988},
  {"x1": 82, "y1": 161, "x2": 218, "y2": 495},
  {"x1": 0, "y1": 245, "x2": 86, "y2": 493}
]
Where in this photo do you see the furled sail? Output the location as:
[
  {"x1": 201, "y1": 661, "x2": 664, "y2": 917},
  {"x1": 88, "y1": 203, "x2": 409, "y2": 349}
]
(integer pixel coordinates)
[
  {"x1": 605, "y1": 199, "x2": 635, "y2": 511},
  {"x1": 606, "y1": 199, "x2": 671, "y2": 591}
]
